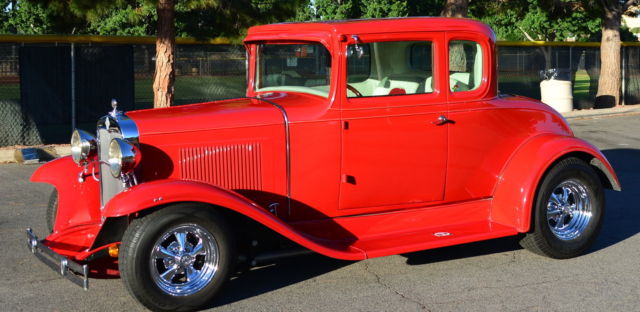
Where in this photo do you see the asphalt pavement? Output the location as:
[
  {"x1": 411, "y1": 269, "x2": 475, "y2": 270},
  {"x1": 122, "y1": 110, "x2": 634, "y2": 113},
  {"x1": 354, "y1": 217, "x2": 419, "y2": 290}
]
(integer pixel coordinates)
[{"x1": 1, "y1": 114, "x2": 639, "y2": 311}]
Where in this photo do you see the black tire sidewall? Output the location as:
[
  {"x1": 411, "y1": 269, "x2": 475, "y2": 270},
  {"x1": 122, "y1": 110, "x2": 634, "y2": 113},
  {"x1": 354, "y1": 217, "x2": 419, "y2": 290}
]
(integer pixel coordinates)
[
  {"x1": 46, "y1": 189, "x2": 58, "y2": 233},
  {"x1": 534, "y1": 159, "x2": 604, "y2": 258},
  {"x1": 120, "y1": 205, "x2": 234, "y2": 311}
]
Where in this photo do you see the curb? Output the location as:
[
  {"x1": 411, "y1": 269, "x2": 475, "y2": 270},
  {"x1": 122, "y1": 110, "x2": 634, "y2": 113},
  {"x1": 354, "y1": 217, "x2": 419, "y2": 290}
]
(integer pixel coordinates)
[
  {"x1": 0, "y1": 145, "x2": 70, "y2": 164},
  {"x1": 563, "y1": 105, "x2": 640, "y2": 120},
  {"x1": 0, "y1": 105, "x2": 638, "y2": 164}
]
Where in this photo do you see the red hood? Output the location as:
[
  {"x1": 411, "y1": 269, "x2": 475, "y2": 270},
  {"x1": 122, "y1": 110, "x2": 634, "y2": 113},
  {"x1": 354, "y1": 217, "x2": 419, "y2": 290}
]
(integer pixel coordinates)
[
  {"x1": 126, "y1": 97, "x2": 283, "y2": 135},
  {"x1": 126, "y1": 93, "x2": 331, "y2": 135}
]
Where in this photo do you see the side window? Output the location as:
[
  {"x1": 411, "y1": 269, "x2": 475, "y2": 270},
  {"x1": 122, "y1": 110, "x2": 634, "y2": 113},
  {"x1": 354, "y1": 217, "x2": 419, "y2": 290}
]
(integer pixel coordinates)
[
  {"x1": 346, "y1": 41, "x2": 433, "y2": 98},
  {"x1": 347, "y1": 44, "x2": 371, "y2": 83},
  {"x1": 448, "y1": 40, "x2": 483, "y2": 92}
]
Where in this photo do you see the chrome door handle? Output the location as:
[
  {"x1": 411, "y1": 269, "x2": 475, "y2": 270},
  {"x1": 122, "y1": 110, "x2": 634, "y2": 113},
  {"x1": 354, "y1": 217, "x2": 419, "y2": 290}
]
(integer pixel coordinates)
[{"x1": 432, "y1": 115, "x2": 452, "y2": 125}]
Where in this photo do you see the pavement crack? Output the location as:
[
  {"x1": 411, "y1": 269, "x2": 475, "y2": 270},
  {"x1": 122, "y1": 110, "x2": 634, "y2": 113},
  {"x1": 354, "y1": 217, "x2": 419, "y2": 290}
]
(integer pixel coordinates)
[
  {"x1": 465, "y1": 279, "x2": 560, "y2": 292},
  {"x1": 362, "y1": 261, "x2": 430, "y2": 311}
]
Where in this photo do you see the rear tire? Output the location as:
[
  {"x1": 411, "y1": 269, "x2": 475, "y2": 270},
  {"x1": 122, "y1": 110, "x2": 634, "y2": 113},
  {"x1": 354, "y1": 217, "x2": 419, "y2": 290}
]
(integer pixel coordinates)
[
  {"x1": 46, "y1": 189, "x2": 58, "y2": 233},
  {"x1": 119, "y1": 204, "x2": 235, "y2": 312},
  {"x1": 520, "y1": 157, "x2": 604, "y2": 259}
]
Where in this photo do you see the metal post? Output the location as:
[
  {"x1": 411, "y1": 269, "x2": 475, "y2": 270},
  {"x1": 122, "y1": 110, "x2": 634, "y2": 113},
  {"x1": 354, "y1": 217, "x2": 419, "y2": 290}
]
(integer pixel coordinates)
[
  {"x1": 622, "y1": 45, "x2": 626, "y2": 106},
  {"x1": 71, "y1": 43, "x2": 76, "y2": 130},
  {"x1": 569, "y1": 46, "x2": 573, "y2": 108},
  {"x1": 569, "y1": 46, "x2": 573, "y2": 79}
]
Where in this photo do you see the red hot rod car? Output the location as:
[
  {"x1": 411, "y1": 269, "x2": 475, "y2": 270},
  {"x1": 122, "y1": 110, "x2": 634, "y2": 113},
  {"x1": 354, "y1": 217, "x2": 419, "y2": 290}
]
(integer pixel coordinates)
[{"x1": 26, "y1": 18, "x2": 620, "y2": 311}]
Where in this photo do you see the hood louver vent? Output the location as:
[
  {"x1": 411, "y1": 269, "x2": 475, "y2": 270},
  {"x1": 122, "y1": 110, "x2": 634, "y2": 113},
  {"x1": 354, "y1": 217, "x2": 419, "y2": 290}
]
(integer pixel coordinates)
[{"x1": 180, "y1": 143, "x2": 263, "y2": 190}]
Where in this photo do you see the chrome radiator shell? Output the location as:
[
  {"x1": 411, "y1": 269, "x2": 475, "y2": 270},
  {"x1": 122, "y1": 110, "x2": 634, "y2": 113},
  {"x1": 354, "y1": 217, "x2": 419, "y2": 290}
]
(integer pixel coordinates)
[{"x1": 97, "y1": 113, "x2": 139, "y2": 206}]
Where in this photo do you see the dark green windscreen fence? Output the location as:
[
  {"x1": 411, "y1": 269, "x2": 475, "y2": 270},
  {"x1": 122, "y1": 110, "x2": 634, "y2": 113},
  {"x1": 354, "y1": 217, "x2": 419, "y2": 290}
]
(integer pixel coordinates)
[
  {"x1": 497, "y1": 45, "x2": 602, "y2": 110},
  {"x1": 0, "y1": 39, "x2": 637, "y2": 147}
]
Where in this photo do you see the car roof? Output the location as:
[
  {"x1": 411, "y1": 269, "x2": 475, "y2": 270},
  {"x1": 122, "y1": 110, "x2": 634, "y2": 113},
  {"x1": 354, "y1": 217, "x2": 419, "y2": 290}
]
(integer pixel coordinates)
[{"x1": 245, "y1": 17, "x2": 495, "y2": 41}]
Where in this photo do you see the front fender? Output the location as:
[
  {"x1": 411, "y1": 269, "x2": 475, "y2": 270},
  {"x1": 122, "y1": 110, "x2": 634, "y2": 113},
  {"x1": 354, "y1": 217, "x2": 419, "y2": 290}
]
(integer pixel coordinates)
[
  {"x1": 31, "y1": 156, "x2": 102, "y2": 232},
  {"x1": 104, "y1": 180, "x2": 365, "y2": 260},
  {"x1": 491, "y1": 134, "x2": 620, "y2": 232}
]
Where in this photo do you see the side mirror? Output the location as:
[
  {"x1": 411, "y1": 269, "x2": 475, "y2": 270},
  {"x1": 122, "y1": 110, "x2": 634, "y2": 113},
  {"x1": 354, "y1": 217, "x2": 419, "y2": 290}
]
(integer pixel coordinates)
[{"x1": 350, "y1": 35, "x2": 364, "y2": 59}]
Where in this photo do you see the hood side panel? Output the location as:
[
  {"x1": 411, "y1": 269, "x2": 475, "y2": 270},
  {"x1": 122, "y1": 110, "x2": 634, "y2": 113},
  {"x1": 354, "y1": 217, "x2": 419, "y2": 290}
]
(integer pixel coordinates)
[{"x1": 137, "y1": 124, "x2": 288, "y2": 215}]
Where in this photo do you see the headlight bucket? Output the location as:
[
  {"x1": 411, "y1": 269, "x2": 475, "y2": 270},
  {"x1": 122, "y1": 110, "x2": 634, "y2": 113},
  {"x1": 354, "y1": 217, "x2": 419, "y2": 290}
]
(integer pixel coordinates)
[
  {"x1": 108, "y1": 138, "x2": 141, "y2": 177},
  {"x1": 70, "y1": 129, "x2": 97, "y2": 165}
]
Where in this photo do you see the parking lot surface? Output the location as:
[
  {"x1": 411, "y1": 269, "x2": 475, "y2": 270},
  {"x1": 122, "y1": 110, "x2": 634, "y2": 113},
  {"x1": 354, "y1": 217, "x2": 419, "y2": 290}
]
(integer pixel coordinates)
[{"x1": 1, "y1": 114, "x2": 639, "y2": 311}]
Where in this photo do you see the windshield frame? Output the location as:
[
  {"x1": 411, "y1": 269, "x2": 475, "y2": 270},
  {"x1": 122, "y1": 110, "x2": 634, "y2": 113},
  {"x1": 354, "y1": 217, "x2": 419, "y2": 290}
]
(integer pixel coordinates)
[{"x1": 254, "y1": 41, "x2": 334, "y2": 99}]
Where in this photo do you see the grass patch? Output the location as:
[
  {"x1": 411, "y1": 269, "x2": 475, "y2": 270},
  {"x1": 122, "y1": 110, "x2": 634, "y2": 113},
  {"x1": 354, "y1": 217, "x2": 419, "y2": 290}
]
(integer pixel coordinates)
[
  {"x1": 134, "y1": 75, "x2": 246, "y2": 109},
  {"x1": 0, "y1": 83, "x2": 20, "y2": 101}
]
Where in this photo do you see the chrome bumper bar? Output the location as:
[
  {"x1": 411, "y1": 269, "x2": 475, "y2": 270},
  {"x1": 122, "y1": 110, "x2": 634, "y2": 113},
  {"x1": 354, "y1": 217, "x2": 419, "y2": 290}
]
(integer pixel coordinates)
[{"x1": 26, "y1": 228, "x2": 89, "y2": 290}]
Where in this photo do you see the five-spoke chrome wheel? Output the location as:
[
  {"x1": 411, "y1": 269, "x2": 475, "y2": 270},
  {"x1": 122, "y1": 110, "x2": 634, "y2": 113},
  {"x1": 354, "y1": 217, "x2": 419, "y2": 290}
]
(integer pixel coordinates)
[
  {"x1": 520, "y1": 157, "x2": 604, "y2": 259},
  {"x1": 120, "y1": 204, "x2": 234, "y2": 311},
  {"x1": 150, "y1": 224, "x2": 220, "y2": 296},
  {"x1": 546, "y1": 179, "x2": 593, "y2": 241}
]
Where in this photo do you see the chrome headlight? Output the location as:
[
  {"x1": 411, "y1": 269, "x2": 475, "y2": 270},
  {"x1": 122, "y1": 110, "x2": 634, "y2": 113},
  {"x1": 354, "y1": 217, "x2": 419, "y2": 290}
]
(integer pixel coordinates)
[
  {"x1": 70, "y1": 129, "x2": 97, "y2": 165},
  {"x1": 108, "y1": 138, "x2": 141, "y2": 177}
]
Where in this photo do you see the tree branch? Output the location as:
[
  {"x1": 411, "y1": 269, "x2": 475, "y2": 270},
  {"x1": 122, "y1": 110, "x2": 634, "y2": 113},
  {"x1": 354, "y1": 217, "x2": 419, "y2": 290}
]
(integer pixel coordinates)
[{"x1": 518, "y1": 26, "x2": 536, "y2": 41}]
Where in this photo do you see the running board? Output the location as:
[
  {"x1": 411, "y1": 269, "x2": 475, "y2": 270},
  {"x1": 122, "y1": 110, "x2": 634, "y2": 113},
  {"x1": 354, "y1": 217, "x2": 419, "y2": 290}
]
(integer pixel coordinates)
[{"x1": 351, "y1": 221, "x2": 518, "y2": 258}]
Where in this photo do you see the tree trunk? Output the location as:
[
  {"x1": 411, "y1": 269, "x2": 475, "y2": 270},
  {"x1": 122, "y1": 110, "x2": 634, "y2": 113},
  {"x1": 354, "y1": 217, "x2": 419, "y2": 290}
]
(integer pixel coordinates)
[
  {"x1": 595, "y1": 5, "x2": 622, "y2": 108},
  {"x1": 441, "y1": 0, "x2": 468, "y2": 18},
  {"x1": 153, "y1": 0, "x2": 176, "y2": 108},
  {"x1": 442, "y1": 1, "x2": 468, "y2": 72}
]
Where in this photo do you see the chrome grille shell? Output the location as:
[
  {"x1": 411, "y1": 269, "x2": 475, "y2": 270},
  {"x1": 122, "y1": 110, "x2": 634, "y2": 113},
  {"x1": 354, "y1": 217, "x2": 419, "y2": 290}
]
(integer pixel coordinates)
[{"x1": 97, "y1": 113, "x2": 139, "y2": 206}]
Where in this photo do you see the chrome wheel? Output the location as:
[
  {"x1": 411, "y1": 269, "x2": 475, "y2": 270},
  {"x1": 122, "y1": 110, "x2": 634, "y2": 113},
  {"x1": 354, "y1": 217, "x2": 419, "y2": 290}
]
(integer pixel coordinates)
[
  {"x1": 150, "y1": 224, "x2": 220, "y2": 296},
  {"x1": 546, "y1": 179, "x2": 593, "y2": 241}
]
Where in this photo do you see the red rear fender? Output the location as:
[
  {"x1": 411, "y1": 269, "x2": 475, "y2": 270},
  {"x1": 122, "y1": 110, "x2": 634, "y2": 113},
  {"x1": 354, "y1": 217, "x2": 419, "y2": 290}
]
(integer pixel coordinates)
[
  {"x1": 103, "y1": 180, "x2": 365, "y2": 260},
  {"x1": 491, "y1": 134, "x2": 620, "y2": 232}
]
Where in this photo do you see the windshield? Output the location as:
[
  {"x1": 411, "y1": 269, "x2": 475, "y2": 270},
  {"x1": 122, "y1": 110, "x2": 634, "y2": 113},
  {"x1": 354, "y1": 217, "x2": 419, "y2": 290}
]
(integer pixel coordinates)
[{"x1": 256, "y1": 43, "x2": 331, "y2": 98}]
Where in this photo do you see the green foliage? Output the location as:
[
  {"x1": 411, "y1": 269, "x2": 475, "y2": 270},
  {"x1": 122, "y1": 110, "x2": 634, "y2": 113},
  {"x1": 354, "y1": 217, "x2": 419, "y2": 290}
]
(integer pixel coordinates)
[
  {"x1": 85, "y1": 2, "x2": 156, "y2": 36},
  {"x1": 2, "y1": 0, "x2": 301, "y2": 38},
  {"x1": 361, "y1": 0, "x2": 408, "y2": 18},
  {"x1": 1, "y1": 0, "x2": 85, "y2": 34},
  {"x1": 406, "y1": 0, "x2": 445, "y2": 16},
  {"x1": 2, "y1": 0, "x2": 636, "y2": 44},
  {"x1": 175, "y1": 0, "x2": 301, "y2": 39},
  {"x1": 297, "y1": 0, "x2": 360, "y2": 20},
  {"x1": 470, "y1": 0, "x2": 601, "y2": 42},
  {"x1": 295, "y1": 0, "x2": 417, "y2": 21}
]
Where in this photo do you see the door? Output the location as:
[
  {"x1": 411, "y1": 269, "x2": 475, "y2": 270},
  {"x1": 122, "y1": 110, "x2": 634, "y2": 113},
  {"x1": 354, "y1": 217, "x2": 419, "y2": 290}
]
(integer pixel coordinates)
[{"x1": 338, "y1": 33, "x2": 449, "y2": 213}]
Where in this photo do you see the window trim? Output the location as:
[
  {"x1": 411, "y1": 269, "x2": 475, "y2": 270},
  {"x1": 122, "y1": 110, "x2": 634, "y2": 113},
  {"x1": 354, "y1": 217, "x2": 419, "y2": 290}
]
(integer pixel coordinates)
[
  {"x1": 253, "y1": 41, "x2": 335, "y2": 99},
  {"x1": 342, "y1": 32, "x2": 447, "y2": 109},
  {"x1": 445, "y1": 32, "x2": 491, "y2": 102}
]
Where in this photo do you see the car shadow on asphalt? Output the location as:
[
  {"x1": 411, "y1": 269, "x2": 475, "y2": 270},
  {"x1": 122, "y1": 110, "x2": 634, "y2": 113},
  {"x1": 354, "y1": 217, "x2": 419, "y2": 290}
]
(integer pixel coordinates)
[
  {"x1": 402, "y1": 148, "x2": 640, "y2": 265},
  {"x1": 588, "y1": 148, "x2": 640, "y2": 253},
  {"x1": 206, "y1": 148, "x2": 638, "y2": 307},
  {"x1": 401, "y1": 236, "x2": 524, "y2": 266},
  {"x1": 208, "y1": 254, "x2": 352, "y2": 308}
]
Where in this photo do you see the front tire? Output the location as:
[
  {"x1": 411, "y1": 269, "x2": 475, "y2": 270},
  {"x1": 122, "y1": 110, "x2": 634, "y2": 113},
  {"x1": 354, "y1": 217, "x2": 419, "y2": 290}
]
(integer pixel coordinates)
[
  {"x1": 520, "y1": 157, "x2": 604, "y2": 259},
  {"x1": 119, "y1": 204, "x2": 235, "y2": 312},
  {"x1": 46, "y1": 189, "x2": 58, "y2": 233}
]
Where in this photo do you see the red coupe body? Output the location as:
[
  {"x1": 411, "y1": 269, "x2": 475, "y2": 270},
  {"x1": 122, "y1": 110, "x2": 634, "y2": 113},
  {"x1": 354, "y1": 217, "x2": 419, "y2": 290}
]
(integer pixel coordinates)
[{"x1": 28, "y1": 18, "x2": 620, "y2": 295}]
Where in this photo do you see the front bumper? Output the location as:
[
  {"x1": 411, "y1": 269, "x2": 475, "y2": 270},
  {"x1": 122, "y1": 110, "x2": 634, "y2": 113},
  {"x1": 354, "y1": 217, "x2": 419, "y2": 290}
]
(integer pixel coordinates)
[{"x1": 26, "y1": 228, "x2": 89, "y2": 290}]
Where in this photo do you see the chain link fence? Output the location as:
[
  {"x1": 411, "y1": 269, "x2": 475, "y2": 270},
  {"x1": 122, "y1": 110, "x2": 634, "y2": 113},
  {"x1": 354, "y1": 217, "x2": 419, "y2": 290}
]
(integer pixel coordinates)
[
  {"x1": 0, "y1": 43, "x2": 42, "y2": 146},
  {"x1": 132, "y1": 44, "x2": 246, "y2": 109},
  {"x1": 0, "y1": 40, "x2": 246, "y2": 146},
  {"x1": 0, "y1": 38, "x2": 639, "y2": 147},
  {"x1": 497, "y1": 44, "x2": 603, "y2": 110}
]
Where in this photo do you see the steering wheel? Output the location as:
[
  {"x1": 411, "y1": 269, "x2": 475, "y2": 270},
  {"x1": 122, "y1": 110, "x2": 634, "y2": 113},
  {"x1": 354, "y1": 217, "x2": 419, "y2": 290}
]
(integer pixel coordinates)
[{"x1": 346, "y1": 84, "x2": 363, "y2": 97}]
